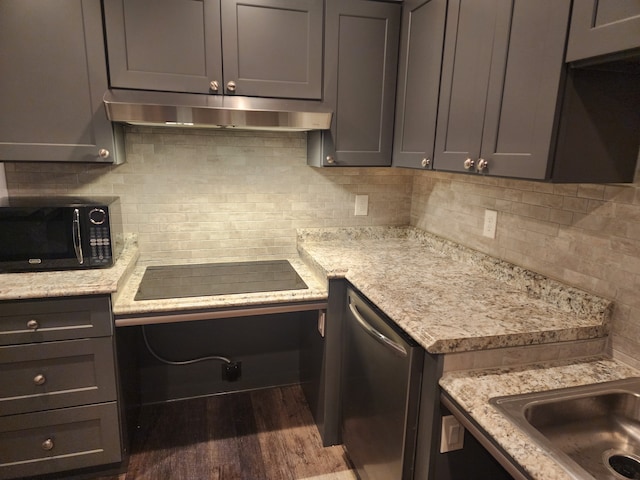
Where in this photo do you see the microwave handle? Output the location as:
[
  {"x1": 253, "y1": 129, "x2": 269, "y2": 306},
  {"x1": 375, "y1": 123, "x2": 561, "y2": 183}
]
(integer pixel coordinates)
[{"x1": 72, "y1": 208, "x2": 84, "y2": 265}]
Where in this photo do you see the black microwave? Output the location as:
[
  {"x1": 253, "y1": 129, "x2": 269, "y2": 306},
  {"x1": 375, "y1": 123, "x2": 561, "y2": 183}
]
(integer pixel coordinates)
[{"x1": 0, "y1": 196, "x2": 123, "y2": 273}]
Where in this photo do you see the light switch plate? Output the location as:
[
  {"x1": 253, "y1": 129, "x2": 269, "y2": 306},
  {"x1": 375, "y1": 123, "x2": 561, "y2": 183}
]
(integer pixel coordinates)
[{"x1": 355, "y1": 194, "x2": 369, "y2": 216}]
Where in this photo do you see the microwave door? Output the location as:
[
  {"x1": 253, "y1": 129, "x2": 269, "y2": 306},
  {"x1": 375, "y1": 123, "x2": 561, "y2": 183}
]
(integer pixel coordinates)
[{"x1": 0, "y1": 207, "x2": 81, "y2": 270}]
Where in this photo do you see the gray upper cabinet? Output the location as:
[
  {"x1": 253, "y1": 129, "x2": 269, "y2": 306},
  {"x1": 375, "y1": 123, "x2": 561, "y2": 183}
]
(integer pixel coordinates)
[
  {"x1": 104, "y1": 0, "x2": 223, "y2": 94},
  {"x1": 566, "y1": 0, "x2": 640, "y2": 63},
  {"x1": 433, "y1": 0, "x2": 571, "y2": 179},
  {"x1": 308, "y1": 0, "x2": 401, "y2": 167},
  {"x1": 0, "y1": 0, "x2": 123, "y2": 164},
  {"x1": 392, "y1": 0, "x2": 447, "y2": 170},
  {"x1": 221, "y1": 0, "x2": 323, "y2": 99},
  {"x1": 104, "y1": 0, "x2": 323, "y2": 99}
]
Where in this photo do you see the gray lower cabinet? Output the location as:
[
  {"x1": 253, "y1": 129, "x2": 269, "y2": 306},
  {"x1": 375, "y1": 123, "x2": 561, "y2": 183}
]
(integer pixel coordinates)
[
  {"x1": 0, "y1": 403, "x2": 121, "y2": 480},
  {"x1": 0, "y1": 338, "x2": 118, "y2": 417},
  {"x1": 0, "y1": 296, "x2": 113, "y2": 346},
  {"x1": 433, "y1": 0, "x2": 571, "y2": 179},
  {"x1": 104, "y1": 0, "x2": 323, "y2": 100},
  {"x1": 566, "y1": 0, "x2": 640, "y2": 63},
  {"x1": 0, "y1": 0, "x2": 123, "y2": 164},
  {"x1": 392, "y1": 0, "x2": 447, "y2": 170},
  {"x1": 0, "y1": 296, "x2": 121, "y2": 479},
  {"x1": 307, "y1": 0, "x2": 401, "y2": 167}
]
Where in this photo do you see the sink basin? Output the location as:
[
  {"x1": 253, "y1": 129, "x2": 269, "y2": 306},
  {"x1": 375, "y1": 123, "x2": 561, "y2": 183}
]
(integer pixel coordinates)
[{"x1": 490, "y1": 377, "x2": 640, "y2": 480}]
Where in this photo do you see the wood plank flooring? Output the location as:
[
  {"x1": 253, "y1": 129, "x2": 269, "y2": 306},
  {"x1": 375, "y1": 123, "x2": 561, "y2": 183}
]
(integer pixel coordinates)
[{"x1": 98, "y1": 385, "x2": 356, "y2": 480}]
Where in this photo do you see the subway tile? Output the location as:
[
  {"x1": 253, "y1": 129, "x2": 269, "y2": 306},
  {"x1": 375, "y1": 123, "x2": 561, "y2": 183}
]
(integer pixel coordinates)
[
  {"x1": 604, "y1": 185, "x2": 636, "y2": 204},
  {"x1": 6, "y1": 127, "x2": 640, "y2": 367},
  {"x1": 577, "y1": 184, "x2": 606, "y2": 200}
]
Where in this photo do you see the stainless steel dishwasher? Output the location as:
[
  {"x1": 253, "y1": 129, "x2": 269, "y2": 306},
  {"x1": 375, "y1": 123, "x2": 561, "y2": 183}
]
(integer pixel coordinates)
[{"x1": 342, "y1": 286, "x2": 424, "y2": 480}]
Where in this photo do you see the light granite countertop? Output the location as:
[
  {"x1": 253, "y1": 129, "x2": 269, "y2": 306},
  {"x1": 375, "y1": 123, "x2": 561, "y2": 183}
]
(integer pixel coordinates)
[
  {"x1": 0, "y1": 225, "x2": 629, "y2": 479},
  {"x1": 0, "y1": 234, "x2": 140, "y2": 301},
  {"x1": 297, "y1": 226, "x2": 611, "y2": 354},
  {"x1": 297, "y1": 226, "x2": 632, "y2": 480},
  {"x1": 439, "y1": 356, "x2": 640, "y2": 480},
  {"x1": 0, "y1": 235, "x2": 327, "y2": 315},
  {"x1": 112, "y1": 256, "x2": 328, "y2": 317}
]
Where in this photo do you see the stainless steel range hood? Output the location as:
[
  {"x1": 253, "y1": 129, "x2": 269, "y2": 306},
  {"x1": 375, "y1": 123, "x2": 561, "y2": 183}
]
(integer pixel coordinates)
[{"x1": 103, "y1": 89, "x2": 333, "y2": 131}]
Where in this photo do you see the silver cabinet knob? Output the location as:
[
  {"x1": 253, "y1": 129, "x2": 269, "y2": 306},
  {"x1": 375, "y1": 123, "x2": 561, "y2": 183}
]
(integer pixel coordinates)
[
  {"x1": 421, "y1": 158, "x2": 431, "y2": 168},
  {"x1": 463, "y1": 158, "x2": 475, "y2": 170},
  {"x1": 42, "y1": 438, "x2": 54, "y2": 451},
  {"x1": 326, "y1": 155, "x2": 335, "y2": 165},
  {"x1": 210, "y1": 80, "x2": 219, "y2": 92},
  {"x1": 98, "y1": 149, "x2": 110, "y2": 159},
  {"x1": 476, "y1": 158, "x2": 488, "y2": 172},
  {"x1": 226, "y1": 81, "x2": 237, "y2": 93},
  {"x1": 34, "y1": 374, "x2": 46, "y2": 386},
  {"x1": 27, "y1": 319, "x2": 39, "y2": 330}
]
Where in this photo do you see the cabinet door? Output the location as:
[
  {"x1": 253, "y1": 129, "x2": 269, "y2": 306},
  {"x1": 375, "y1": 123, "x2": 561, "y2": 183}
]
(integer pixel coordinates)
[
  {"x1": 434, "y1": 0, "x2": 570, "y2": 179},
  {"x1": 320, "y1": 0, "x2": 401, "y2": 166},
  {"x1": 480, "y1": 0, "x2": 570, "y2": 179},
  {"x1": 104, "y1": 0, "x2": 223, "y2": 94},
  {"x1": 566, "y1": 0, "x2": 640, "y2": 62},
  {"x1": 0, "y1": 0, "x2": 121, "y2": 163},
  {"x1": 392, "y1": 0, "x2": 447, "y2": 170},
  {"x1": 221, "y1": 0, "x2": 323, "y2": 99},
  {"x1": 433, "y1": 0, "x2": 498, "y2": 173}
]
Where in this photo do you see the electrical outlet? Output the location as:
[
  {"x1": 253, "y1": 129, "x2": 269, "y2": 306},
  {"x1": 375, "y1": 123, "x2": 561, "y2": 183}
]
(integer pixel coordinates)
[
  {"x1": 355, "y1": 195, "x2": 368, "y2": 216},
  {"x1": 440, "y1": 415, "x2": 465, "y2": 453},
  {"x1": 222, "y1": 361, "x2": 242, "y2": 381},
  {"x1": 318, "y1": 311, "x2": 326, "y2": 337},
  {"x1": 483, "y1": 209, "x2": 497, "y2": 239}
]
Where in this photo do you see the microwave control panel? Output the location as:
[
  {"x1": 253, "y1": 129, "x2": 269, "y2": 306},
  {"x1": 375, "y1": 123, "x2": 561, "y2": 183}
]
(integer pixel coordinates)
[{"x1": 88, "y1": 225, "x2": 112, "y2": 265}]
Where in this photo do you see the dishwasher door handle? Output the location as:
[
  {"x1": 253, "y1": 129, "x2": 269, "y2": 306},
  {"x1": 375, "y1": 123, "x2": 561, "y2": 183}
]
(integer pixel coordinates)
[{"x1": 349, "y1": 301, "x2": 407, "y2": 357}]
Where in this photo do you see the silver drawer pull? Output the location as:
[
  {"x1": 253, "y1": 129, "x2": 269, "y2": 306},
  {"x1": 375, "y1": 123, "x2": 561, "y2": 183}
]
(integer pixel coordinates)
[
  {"x1": 27, "y1": 319, "x2": 39, "y2": 330},
  {"x1": 42, "y1": 438, "x2": 54, "y2": 451},
  {"x1": 33, "y1": 374, "x2": 46, "y2": 386}
]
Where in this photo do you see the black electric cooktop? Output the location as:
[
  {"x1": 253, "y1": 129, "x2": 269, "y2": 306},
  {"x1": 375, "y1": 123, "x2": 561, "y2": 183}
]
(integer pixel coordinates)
[{"x1": 134, "y1": 260, "x2": 308, "y2": 301}]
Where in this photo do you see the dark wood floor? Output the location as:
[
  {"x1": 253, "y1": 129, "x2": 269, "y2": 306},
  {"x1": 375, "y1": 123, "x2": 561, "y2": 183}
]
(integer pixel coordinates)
[{"x1": 98, "y1": 385, "x2": 356, "y2": 480}]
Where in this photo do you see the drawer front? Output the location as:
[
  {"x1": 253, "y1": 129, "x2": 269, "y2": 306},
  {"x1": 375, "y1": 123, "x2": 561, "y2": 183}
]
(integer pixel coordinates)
[
  {"x1": 0, "y1": 338, "x2": 117, "y2": 416},
  {"x1": 0, "y1": 296, "x2": 112, "y2": 346},
  {"x1": 0, "y1": 402, "x2": 121, "y2": 479}
]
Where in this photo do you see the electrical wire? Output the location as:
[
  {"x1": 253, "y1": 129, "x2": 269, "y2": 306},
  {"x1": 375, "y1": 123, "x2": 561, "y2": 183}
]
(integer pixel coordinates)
[{"x1": 141, "y1": 325, "x2": 232, "y2": 366}]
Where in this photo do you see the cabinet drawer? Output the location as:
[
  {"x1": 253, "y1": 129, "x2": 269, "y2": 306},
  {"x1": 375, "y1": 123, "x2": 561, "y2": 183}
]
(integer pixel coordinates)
[
  {"x1": 0, "y1": 338, "x2": 117, "y2": 416},
  {"x1": 0, "y1": 296, "x2": 112, "y2": 346},
  {"x1": 0, "y1": 402, "x2": 121, "y2": 479}
]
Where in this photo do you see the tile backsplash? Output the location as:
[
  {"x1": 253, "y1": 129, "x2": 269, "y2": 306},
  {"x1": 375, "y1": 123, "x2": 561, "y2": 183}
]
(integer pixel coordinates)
[
  {"x1": 4, "y1": 127, "x2": 412, "y2": 263},
  {"x1": 410, "y1": 162, "x2": 640, "y2": 369},
  {"x1": 4, "y1": 128, "x2": 640, "y2": 367}
]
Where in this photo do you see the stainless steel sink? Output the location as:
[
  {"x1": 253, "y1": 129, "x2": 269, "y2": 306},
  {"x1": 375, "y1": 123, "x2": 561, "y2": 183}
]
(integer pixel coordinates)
[{"x1": 490, "y1": 377, "x2": 640, "y2": 480}]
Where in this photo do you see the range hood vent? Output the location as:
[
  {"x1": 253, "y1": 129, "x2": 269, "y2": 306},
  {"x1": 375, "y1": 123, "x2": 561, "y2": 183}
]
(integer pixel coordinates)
[{"x1": 103, "y1": 89, "x2": 333, "y2": 131}]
